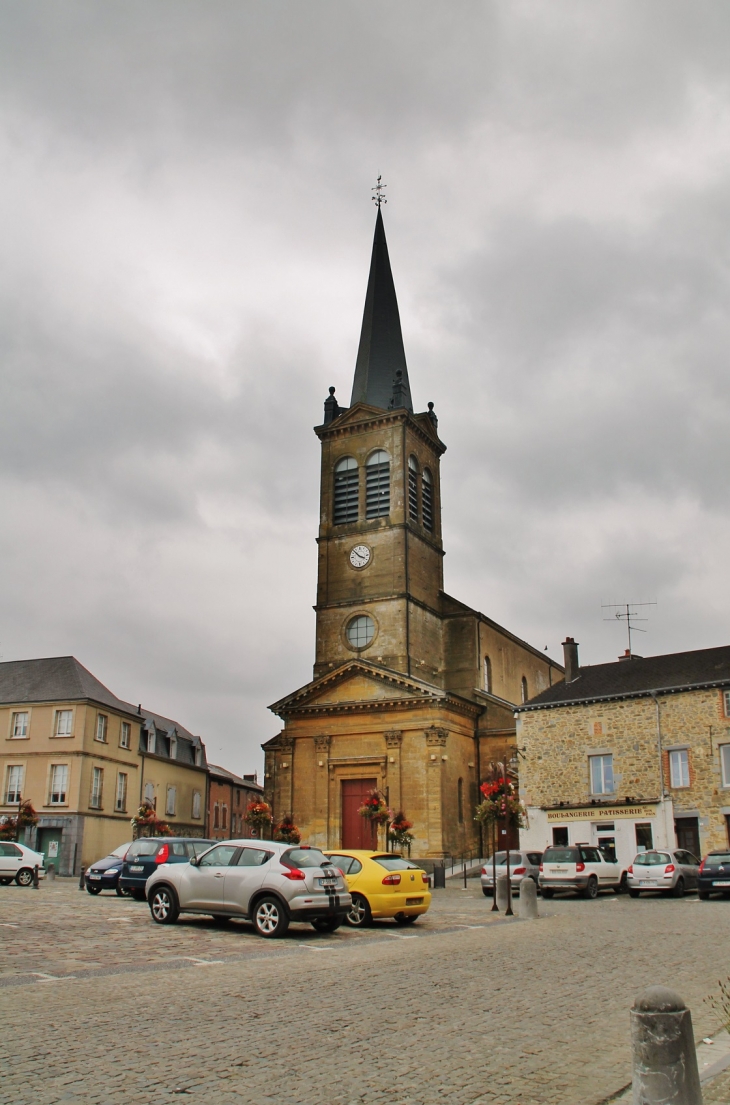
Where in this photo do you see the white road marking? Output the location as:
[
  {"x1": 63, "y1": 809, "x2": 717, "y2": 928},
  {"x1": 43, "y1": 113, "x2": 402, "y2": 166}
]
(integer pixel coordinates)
[
  {"x1": 180, "y1": 957, "x2": 224, "y2": 966},
  {"x1": 298, "y1": 945, "x2": 332, "y2": 951}
]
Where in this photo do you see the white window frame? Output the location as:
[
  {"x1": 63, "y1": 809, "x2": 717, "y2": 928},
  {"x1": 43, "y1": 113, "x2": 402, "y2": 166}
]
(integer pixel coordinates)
[
  {"x1": 115, "y1": 772, "x2": 128, "y2": 813},
  {"x1": 54, "y1": 709, "x2": 73, "y2": 737},
  {"x1": 147, "y1": 730, "x2": 156, "y2": 755},
  {"x1": 11, "y1": 711, "x2": 29, "y2": 739},
  {"x1": 590, "y1": 753, "x2": 615, "y2": 795},
  {"x1": 724, "y1": 690, "x2": 730, "y2": 718},
  {"x1": 50, "y1": 764, "x2": 69, "y2": 805},
  {"x1": 669, "y1": 748, "x2": 690, "y2": 789},
  {"x1": 90, "y1": 766, "x2": 103, "y2": 809},
  {"x1": 192, "y1": 790, "x2": 201, "y2": 819},
  {"x1": 166, "y1": 785, "x2": 176, "y2": 817},
  {"x1": 720, "y1": 745, "x2": 730, "y2": 788},
  {"x1": 5, "y1": 765, "x2": 24, "y2": 804},
  {"x1": 95, "y1": 714, "x2": 108, "y2": 743},
  {"x1": 119, "y1": 722, "x2": 131, "y2": 749}
]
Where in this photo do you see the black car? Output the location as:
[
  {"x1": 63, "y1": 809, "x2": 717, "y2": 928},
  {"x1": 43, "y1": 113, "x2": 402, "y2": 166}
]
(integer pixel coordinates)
[
  {"x1": 85, "y1": 846, "x2": 133, "y2": 895},
  {"x1": 698, "y1": 850, "x2": 730, "y2": 900},
  {"x1": 119, "y1": 838, "x2": 215, "y2": 900}
]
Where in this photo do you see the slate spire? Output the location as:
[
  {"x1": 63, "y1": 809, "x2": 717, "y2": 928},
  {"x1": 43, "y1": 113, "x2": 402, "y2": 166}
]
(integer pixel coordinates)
[{"x1": 350, "y1": 206, "x2": 413, "y2": 412}]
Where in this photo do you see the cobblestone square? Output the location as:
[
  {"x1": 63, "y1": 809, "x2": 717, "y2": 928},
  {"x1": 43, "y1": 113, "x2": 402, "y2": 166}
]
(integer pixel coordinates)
[{"x1": 1, "y1": 879, "x2": 730, "y2": 1104}]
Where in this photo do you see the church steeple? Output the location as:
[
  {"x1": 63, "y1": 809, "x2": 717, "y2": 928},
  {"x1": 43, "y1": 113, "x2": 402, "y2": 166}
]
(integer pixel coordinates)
[{"x1": 350, "y1": 206, "x2": 413, "y2": 413}]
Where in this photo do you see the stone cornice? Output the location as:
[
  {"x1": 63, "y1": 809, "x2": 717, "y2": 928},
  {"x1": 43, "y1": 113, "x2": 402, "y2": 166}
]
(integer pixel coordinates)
[{"x1": 314, "y1": 406, "x2": 446, "y2": 456}]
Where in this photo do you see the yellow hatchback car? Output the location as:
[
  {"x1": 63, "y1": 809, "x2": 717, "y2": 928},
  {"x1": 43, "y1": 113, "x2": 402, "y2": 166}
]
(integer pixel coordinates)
[{"x1": 324, "y1": 850, "x2": 432, "y2": 927}]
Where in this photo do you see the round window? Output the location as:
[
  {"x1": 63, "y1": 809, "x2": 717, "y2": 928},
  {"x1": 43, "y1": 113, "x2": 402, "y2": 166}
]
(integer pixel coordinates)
[{"x1": 346, "y1": 614, "x2": 375, "y2": 649}]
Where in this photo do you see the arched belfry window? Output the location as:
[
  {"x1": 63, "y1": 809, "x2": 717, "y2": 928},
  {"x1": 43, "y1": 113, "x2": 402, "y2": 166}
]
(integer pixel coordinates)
[
  {"x1": 365, "y1": 450, "x2": 390, "y2": 519},
  {"x1": 521, "y1": 676, "x2": 528, "y2": 704},
  {"x1": 408, "y1": 455, "x2": 419, "y2": 522},
  {"x1": 484, "y1": 656, "x2": 492, "y2": 693},
  {"x1": 333, "y1": 456, "x2": 359, "y2": 524},
  {"x1": 422, "y1": 468, "x2": 434, "y2": 531}
]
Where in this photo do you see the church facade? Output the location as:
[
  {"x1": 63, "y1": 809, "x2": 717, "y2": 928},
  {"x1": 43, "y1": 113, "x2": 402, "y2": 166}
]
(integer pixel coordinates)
[{"x1": 263, "y1": 207, "x2": 562, "y2": 858}]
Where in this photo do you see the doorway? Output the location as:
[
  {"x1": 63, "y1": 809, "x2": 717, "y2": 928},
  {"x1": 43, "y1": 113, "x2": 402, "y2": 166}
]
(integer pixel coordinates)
[
  {"x1": 37, "y1": 828, "x2": 63, "y2": 872},
  {"x1": 341, "y1": 779, "x2": 378, "y2": 849},
  {"x1": 675, "y1": 816, "x2": 701, "y2": 857}
]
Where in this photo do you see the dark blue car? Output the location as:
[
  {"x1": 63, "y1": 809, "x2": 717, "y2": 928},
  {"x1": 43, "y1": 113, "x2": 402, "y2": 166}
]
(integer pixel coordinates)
[
  {"x1": 119, "y1": 838, "x2": 215, "y2": 900},
  {"x1": 85, "y1": 844, "x2": 133, "y2": 895},
  {"x1": 698, "y1": 851, "x2": 730, "y2": 900}
]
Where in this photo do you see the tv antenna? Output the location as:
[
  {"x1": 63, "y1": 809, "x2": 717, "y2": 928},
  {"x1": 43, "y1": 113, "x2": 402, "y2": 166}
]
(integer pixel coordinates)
[{"x1": 602, "y1": 601, "x2": 657, "y2": 657}]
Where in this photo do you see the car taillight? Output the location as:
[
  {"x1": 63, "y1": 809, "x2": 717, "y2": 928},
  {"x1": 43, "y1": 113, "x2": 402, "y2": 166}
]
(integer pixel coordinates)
[
  {"x1": 155, "y1": 844, "x2": 169, "y2": 864},
  {"x1": 627, "y1": 865, "x2": 633, "y2": 875},
  {"x1": 512, "y1": 867, "x2": 526, "y2": 875},
  {"x1": 382, "y1": 873, "x2": 401, "y2": 885},
  {"x1": 281, "y1": 867, "x2": 306, "y2": 880},
  {"x1": 481, "y1": 867, "x2": 488, "y2": 875},
  {"x1": 699, "y1": 859, "x2": 706, "y2": 874},
  {"x1": 576, "y1": 861, "x2": 585, "y2": 873},
  {"x1": 539, "y1": 864, "x2": 544, "y2": 872},
  {"x1": 422, "y1": 873, "x2": 429, "y2": 883},
  {"x1": 665, "y1": 864, "x2": 675, "y2": 874}
]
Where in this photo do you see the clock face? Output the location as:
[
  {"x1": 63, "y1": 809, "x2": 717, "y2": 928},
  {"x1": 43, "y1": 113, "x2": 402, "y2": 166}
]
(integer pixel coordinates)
[{"x1": 349, "y1": 544, "x2": 371, "y2": 569}]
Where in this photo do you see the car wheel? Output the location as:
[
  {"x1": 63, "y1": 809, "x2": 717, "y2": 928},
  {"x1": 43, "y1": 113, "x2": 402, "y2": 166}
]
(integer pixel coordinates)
[
  {"x1": 540, "y1": 888, "x2": 554, "y2": 899},
  {"x1": 311, "y1": 916, "x2": 342, "y2": 933},
  {"x1": 394, "y1": 913, "x2": 418, "y2": 925},
  {"x1": 482, "y1": 888, "x2": 492, "y2": 897},
  {"x1": 16, "y1": 868, "x2": 34, "y2": 887},
  {"x1": 86, "y1": 884, "x2": 102, "y2": 895},
  {"x1": 149, "y1": 885, "x2": 180, "y2": 925},
  {"x1": 583, "y1": 876, "x2": 599, "y2": 900},
  {"x1": 345, "y1": 893, "x2": 372, "y2": 927},
  {"x1": 616, "y1": 872, "x2": 629, "y2": 894},
  {"x1": 253, "y1": 895, "x2": 289, "y2": 938},
  {"x1": 628, "y1": 888, "x2": 640, "y2": 898},
  {"x1": 671, "y1": 878, "x2": 685, "y2": 899},
  {"x1": 0, "y1": 877, "x2": 13, "y2": 886},
  {"x1": 115, "y1": 884, "x2": 130, "y2": 897},
  {"x1": 698, "y1": 891, "x2": 710, "y2": 900}
]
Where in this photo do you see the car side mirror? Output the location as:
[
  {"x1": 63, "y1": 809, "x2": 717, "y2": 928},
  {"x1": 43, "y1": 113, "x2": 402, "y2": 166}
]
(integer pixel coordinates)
[{"x1": 189, "y1": 856, "x2": 200, "y2": 866}]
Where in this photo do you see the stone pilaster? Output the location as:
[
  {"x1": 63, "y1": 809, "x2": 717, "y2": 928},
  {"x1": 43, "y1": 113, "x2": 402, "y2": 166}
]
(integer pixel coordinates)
[
  {"x1": 384, "y1": 730, "x2": 403, "y2": 813},
  {"x1": 312, "y1": 735, "x2": 331, "y2": 848},
  {"x1": 425, "y1": 727, "x2": 448, "y2": 856}
]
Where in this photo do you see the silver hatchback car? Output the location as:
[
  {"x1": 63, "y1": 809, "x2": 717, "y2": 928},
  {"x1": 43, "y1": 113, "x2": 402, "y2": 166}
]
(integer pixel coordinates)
[
  {"x1": 627, "y1": 849, "x2": 701, "y2": 898},
  {"x1": 480, "y1": 851, "x2": 543, "y2": 896},
  {"x1": 145, "y1": 840, "x2": 351, "y2": 937}
]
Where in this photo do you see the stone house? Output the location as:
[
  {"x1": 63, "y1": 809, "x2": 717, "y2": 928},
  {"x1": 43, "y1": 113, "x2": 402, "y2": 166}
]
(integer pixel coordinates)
[
  {"x1": 0, "y1": 656, "x2": 209, "y2": 875},
  {"x1": 263, "y1": 206, "x2": 562, "y2": 858},
  {"x1": 516, "y1": 639, "x2": 730, "y2": 866},
  {"x1": 207, "y1": 763, "x2": 264, "y2": 840}
]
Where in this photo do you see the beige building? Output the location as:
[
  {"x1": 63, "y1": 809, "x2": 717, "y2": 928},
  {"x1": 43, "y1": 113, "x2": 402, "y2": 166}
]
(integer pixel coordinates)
[
  {"x1": 517, "y1": 639, "x2": 730, "y2": 867},
  {"x1": 264, "y1": 207, "x2": 561, "y2": 858},
  {"x1": 0, "y1": 656, "x2": 209, "y2": 874}
]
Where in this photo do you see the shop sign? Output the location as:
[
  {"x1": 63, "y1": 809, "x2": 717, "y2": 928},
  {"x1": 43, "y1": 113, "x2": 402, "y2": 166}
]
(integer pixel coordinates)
[{"x1": 546, "y1": 805, "x2": 657, "y2": 823}]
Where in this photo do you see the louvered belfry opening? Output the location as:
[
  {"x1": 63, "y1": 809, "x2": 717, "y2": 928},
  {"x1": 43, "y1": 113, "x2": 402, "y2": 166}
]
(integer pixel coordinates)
[
  {"x1": 333, "y1": 456, "x2": 359, "y2": 524},
  {"x1": 422, "y1": 468, "x2": 433, "y2": 530},
  {"x1": 365, "y1": 450, "x2": 390, "y2": 518},
  {"x1": 408, "y1": 454, "x2": 419, "y2": 522}
]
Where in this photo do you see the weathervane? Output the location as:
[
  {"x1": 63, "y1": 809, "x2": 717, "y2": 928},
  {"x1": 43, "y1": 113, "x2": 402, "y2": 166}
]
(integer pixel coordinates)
[{"x1": 372, "y1": 175, "x2": 387, "y2": 207}]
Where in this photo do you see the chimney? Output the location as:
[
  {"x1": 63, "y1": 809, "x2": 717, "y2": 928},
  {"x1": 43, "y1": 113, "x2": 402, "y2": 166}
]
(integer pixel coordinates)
[{"x1": 562, "y1": 637, "x2": 580, "y2": 683}]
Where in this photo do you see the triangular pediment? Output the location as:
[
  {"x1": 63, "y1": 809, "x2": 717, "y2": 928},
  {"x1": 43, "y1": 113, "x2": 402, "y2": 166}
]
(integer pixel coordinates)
[{"x1": 269, "y1": 660, "x2": 444, "y2": 717}]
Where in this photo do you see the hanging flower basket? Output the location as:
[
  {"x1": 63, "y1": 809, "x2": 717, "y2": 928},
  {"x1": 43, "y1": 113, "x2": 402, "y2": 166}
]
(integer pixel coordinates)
[
  {"x1": 1, "y1": 801, "x2": 39, "y2": 842},
  {"x1": 273, "y1": 815, "x2": 301, "y2": 845},
  {"x1": 474, "y1": 779, "x2": 526, "y2": 831},
  {"x1": 131, "y1": 804, "x2": 170, "y2": 838},
  {"x1": 244, "y1": 800, "x2": 273, "y2": 830},
  {"x1": 387, "y1": 811, "x2": 414, "y2": 850},
  {"x1": 358, "y1": 791, "x2": 392, "y2": 826}
]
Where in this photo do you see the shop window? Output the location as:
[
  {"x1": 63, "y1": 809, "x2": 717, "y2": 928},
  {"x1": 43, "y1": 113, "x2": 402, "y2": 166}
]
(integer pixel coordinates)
[
  {"x1": 669, "y1": 749, "x2": 690, "y2": 788},
  {"x1": 552, "y1": 826, "x2": 569, "y2": 847},
  {"x1": 589, "y1": 754, "x2": 614, "y2": 795},
  {"x1": 635, "y1": 823, "x2": 653, "y2": 852}
]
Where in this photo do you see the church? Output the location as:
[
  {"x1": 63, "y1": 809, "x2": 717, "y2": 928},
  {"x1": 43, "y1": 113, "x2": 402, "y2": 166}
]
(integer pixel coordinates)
[{"x1": 263, "y1": 203, "x2": 562, "y2": 859}]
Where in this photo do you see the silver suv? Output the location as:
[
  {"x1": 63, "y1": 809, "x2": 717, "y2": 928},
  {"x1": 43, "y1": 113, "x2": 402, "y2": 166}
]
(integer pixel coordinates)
[
  {"x1": 145, "y1": 841, "x2": 351, "y2": 938},
  {"x1": 480, "y1": 851, "x2": 543, "y2": 896}
]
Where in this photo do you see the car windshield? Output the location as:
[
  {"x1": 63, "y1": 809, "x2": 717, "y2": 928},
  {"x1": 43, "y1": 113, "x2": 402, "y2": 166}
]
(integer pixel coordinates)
[
  {"x1": 706, "y1": 853, "x2": 730, "y2": 864},
  {"x1": 543, "y1": 848, "x2": 579, "y2": 863},
  {"x1": 282, "y1": 847, "x2": 332, "y2": 869},
  {"x1": 491, "y1": 853, "x2": 523, "y2": 866},
  {"x1": 373, "y1": 856, "x2": 420, "y2": 870},
  {"x1": 126, "y1": 840, "x2": 160, "y2": 858},
  {"x1": 633, "y1": 852, "x2": 672, "y2": 866}
]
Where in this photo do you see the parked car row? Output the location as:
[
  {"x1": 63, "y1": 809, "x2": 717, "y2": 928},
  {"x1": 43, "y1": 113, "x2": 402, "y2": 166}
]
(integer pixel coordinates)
[{"x1": 0, "y1": 841, "x2": 46, "y2": 886}]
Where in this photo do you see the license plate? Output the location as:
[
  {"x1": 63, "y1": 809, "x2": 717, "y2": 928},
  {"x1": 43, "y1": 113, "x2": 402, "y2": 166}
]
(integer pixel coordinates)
[
  {"x1": 129, "y1": 865, "x2": 144, "y2": 873},
  {"x1": 89, "y1": 875, "x2": 101, "y2": 880},
  {"x1": 639, "y1": 881, "x2": 655, "y2": 886},
  {"x1": 713, "y1": 880, "x2": 730, "y2": 886},
  {"x1": 405, "y1": 897, "x2": 423, "y2": 906},
  {"x1": 318, "y1": 879, "x2": 336, "y2": 888}
]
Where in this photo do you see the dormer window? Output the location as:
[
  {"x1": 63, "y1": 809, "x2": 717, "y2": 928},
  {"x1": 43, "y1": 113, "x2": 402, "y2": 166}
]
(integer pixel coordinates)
[
  {"x1": 146, "y1": 729, "x2": 156, "y2": 755},
  {"x1": 422, "y1": 468, "x2": 433, "y2": 531},
  {"x1": 169, "y1": 735, "x2": 177, "y2": 760},
  {"x1": 333, "y1": 456, "x2": 359, "y2": 524},
  {"x1": 366, "y1": 450, "x2": 390, "y2": 518},
  {"x1": 408, "y1": 455, "x2": 419, "y2": 522}
]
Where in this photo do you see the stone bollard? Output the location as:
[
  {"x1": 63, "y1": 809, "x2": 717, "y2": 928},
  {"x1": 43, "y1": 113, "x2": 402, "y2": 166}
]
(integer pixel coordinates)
[
  {"x1": 495, "y1": 874, "x2": 510, "y2": 912},
  {"x1": 631, "y1": 986, "x2": 703, "y2": 1105},
  {"x1": 518, "y1": 877, "x2": 538, "y2": 919},
  {"x1": 78, "y1": 866, "x2": 86, "y2": 890},
  {"x1": 47, "y1": 864, "x2": 56, "y2": 882},
  {"x1": 32, "y1": 864, "x2": 40, "y2": 889}
]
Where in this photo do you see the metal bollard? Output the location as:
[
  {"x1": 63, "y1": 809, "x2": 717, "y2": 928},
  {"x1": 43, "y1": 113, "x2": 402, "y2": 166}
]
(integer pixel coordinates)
[
  {"x1": 32, "y1": 864, "x2": 39, "y2": 889},
  {"x1": 518, "y1": 877, "x2": 538, "y2": 919},
  {"x1": 495, "y1": 874, "x2": 510, "y2": 912},
  {"x1": 78, "y1": 866, "x2": 86, "y2": 890},
  {"x1": 631, "y1": 986, "x2": 703, "y2": 1105},
  {"x1": 432, "y1": 864, "x2": 446, "y2": 889}
]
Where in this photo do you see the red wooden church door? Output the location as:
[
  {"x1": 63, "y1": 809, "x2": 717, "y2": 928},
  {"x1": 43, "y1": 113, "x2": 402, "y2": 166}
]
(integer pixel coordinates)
[{"x1": 341, "y1": 779, "x2": 377, "y2": 849}]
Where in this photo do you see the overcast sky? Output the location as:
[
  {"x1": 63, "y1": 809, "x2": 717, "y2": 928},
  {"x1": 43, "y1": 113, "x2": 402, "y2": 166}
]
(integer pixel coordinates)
[{"x1": 2, "y1": 2, "x2": 730, "y2": 772}]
